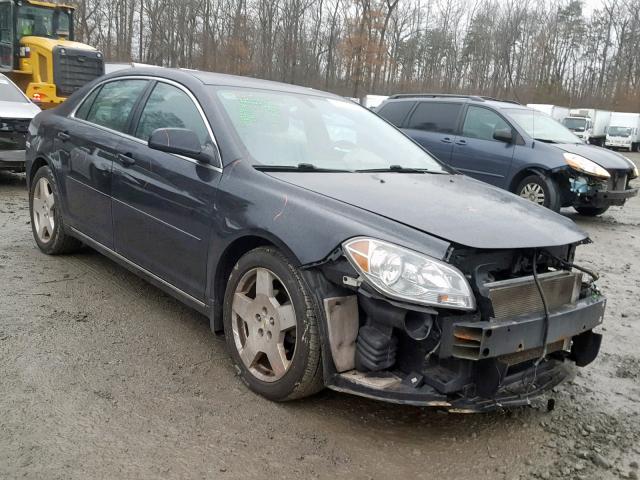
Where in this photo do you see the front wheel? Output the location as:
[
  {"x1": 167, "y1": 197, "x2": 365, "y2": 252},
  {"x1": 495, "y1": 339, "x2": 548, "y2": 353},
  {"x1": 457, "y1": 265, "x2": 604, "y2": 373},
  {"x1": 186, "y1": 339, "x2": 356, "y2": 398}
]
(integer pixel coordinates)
[
  {"x1": 223, "y1": 246, "x2": 323, "y2": 401},
  {"x1": 574, "y1": 206, "x2": 609, "y2": 216},
  {"x1": 516, "y1": 174, "x2": 561, "y2": 212},
  {"x1": 29, "y1": 166, "x2": 82, "y2": 255}
]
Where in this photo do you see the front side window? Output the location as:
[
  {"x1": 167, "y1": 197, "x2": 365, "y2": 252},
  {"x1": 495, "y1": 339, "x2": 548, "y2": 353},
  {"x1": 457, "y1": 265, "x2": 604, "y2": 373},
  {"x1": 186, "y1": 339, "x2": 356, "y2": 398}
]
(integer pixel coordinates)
[
  {"x1": 84, "y1": 80, "x2": 147, "y2": 133},
  {"x1": 214, "y1": 87, "x2": 448, "y2": 172},
  {"x1": 406, "y1": 102, "x2": 462, "y2": 134},
  {"x1": 135, "y1": 82, "x2": 210, "y2": 144},
  {"x1": 462, "y1": 106, "x2": 511, "y2": 141}
]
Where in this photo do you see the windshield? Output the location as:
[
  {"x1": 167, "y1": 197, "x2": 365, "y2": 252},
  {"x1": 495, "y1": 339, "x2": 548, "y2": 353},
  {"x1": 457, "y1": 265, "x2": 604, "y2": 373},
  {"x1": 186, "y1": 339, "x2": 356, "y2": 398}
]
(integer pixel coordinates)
[
  {"x1": 563, "y1": 117, "x2": 586, "y2": 132},
  {"x1": 506, "y1": 109, "x2": 581, "y2": 144},
  {"x1": 213, "y1": 87, "x2": 448, "y2": 173},
  {"x1": 608, "y1": 126, "x2": 632, "y2": 137},
  {"x1": 17, "y1": 5, "x2": 71, "y2": 39},
  {"x1": 0, "y1": 75, "x2": 28, "y2": 103}
]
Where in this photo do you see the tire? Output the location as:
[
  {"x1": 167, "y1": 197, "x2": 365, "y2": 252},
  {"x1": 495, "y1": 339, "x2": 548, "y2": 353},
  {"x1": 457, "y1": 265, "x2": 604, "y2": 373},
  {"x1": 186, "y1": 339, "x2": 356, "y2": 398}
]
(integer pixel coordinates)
[
  {"x1": 223, "y1": 246, "x2": 323, "y2": 401},
  {"x1": 29, "y1": 165, "x2": 82, "y2": 255},
  {"x1": 574, "y1": 206, "x2": 609, "y2": 216},
  {"x1": 516, "y1": 173, "x2": 561, "y2": 212}
]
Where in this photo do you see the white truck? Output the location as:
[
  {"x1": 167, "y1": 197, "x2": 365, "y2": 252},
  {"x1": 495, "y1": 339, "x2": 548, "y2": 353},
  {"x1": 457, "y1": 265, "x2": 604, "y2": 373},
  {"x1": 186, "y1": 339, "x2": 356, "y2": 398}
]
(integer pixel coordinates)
[
  {"x1": 562, "y1": 108, "x2": 611, "y2": 146},
  {"x1": 606, "y1": 112, "x2": 640, "y2": 152},
  {"x1": 526, "y1": 104, "x2": 570, "y2": 122}
]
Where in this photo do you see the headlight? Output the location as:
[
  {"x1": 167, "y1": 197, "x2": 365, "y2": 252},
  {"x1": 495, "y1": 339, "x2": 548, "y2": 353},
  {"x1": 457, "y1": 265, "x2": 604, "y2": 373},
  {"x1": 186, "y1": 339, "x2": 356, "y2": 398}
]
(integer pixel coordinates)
[
  {"x1": 343, "y1": 237, "x2": 475, "y2": 310},
  {"x1": 623, "y1": 156, "x2": 638, "y2": 179},
  {"x1": 564, "y1": 153, "x2": 610, "y2": 179}
]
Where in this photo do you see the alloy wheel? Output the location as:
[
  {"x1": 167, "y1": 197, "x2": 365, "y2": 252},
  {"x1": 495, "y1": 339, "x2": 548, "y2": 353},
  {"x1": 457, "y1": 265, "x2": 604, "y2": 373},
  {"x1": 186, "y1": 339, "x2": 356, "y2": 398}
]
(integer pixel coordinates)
[
  {"x1": 32, "y1": 177, "x2": 56, "y2": 243},
  {"x1": 231, "y1": 267, "x2": 297, "y2": 382},
  {"x1": 520, "y1": 182, "x2": 545, "y2": 205}
]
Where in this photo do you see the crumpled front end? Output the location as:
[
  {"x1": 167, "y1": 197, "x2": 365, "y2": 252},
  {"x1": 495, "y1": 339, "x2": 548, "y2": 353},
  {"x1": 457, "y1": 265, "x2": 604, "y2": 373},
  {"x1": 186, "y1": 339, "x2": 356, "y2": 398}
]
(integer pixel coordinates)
[{"x1": 310, "y1": 242, "x2": 605, "y2": 412}]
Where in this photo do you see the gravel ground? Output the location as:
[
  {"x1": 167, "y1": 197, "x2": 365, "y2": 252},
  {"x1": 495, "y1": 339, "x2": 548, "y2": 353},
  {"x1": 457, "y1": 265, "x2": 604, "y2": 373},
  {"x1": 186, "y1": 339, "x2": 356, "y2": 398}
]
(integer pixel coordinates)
[{"x1": 1, "y1": 154, "x2": 639, "y2": 480}]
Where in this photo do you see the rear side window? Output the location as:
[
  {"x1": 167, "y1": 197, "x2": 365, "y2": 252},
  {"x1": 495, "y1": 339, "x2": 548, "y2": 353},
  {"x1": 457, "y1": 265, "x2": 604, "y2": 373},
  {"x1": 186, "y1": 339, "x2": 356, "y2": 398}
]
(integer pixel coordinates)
[
  {"x1": 74, "y1": 86, "x2": 101, "y2": 120},
  {"x1": 462, "y1": 106, "x2": 511, "y2": 141},
  {"x1": 84, "y1": 79, "x2": 148, "y2": 133},
  {"x1": 134, "y1": 82, "x2": 210, "y2": 144},
  {"x1": 377, "y1": 101, "x2": 414, "y2": 126},
  {"x1": 406, "y1": 102, "x2": 462, "y2": 134}
]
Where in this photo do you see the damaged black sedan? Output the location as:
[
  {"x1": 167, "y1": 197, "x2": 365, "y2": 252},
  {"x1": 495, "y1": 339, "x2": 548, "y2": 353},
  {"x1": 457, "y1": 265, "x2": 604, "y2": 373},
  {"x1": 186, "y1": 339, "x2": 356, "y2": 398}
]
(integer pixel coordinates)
[{"x1": 25, "y1": 68, "x2": 606, "y2": 412}]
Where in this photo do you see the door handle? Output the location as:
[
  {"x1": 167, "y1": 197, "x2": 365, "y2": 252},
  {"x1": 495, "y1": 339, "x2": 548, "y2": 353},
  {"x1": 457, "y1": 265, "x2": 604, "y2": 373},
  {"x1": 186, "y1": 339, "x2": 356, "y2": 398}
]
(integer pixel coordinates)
[
  {"x1": 455, "y1": 139, "x2": 467, "y2": 145},
  {"x1": 441, "y1": 137, "x2": 452, "y2": 143},
  {"x1": 118, "y1": 153, "x2": 136, "y2": 167},
  {"x1": 57, "y1": 131, "x2": 70, "y2": 141}
]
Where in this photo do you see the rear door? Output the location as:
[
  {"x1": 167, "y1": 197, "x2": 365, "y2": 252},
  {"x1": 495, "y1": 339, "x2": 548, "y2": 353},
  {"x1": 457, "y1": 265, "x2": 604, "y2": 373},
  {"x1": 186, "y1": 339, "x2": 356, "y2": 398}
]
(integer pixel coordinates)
[
  {"x1": 450, "y1": 105, "x2": 516, "y2": 188},
  {"x1": 112, "y1": 80, "x2": 222, "y2": 300},
  {"x1": 56, "y1": 78, "x2": 148, "y2": 248},
  {"x1": 402, "y1": 102, "x2": 462, "y2": 163}
]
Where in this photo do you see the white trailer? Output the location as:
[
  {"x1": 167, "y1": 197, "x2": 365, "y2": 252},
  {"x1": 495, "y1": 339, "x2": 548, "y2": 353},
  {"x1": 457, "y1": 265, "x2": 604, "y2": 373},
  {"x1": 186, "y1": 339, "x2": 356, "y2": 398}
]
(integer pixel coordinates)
[
  {"x1": 605, "y1": 112, "x2": 640, "y2": 152},
  {"x1": 561, "y1": 108, "x2": 611, "y2": 145},
  {"x1": 361, "y1": 95, "x2": 388, "y2": 111},
  {"x1": 526, "y1": 104, "x2": 570, "y2": 122}
]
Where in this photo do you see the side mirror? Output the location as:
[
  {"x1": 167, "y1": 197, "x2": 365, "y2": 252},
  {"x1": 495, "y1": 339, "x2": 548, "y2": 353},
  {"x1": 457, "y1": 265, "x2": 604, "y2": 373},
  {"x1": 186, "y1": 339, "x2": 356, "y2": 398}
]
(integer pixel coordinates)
[
  {"x1": 148, "y1": 128, "x2": 214, "y2": 164},
  {"x1": 493, "y1": 128, "x2": 513, "y2": 143}
]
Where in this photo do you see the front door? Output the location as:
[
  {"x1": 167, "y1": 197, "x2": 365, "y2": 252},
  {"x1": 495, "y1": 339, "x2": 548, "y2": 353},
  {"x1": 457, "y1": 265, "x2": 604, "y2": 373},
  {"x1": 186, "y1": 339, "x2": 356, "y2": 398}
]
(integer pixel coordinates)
[
  {"x1": 56, "y1": 78, "x2": 149, "y2": 248},
  {"x1": 112, "y1": 80, "x2": 222, "y2": 299},
  {"x1": 0, "y1": 0, "x2": 14, "y2": 71},
  {"x1": 449, "y1": 105, "x2": 516, "y2": 188}
]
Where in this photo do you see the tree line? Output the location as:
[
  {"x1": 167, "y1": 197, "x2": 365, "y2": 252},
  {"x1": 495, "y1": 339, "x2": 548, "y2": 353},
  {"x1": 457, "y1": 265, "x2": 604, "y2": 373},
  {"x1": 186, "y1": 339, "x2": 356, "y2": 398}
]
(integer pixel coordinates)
[{"x1": 71, "y1": 0, "x2": 640, "y2": 111}]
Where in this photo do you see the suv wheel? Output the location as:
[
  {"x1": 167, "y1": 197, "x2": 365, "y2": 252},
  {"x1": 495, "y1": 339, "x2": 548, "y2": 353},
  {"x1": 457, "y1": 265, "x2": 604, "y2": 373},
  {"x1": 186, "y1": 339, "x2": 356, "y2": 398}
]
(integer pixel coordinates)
[
  {"x1": 223, "y1": 246, "x2": 323, "y2": 401},
  {"x1": 29, "y1": 166, "x2": 82, "y2": 255},
  {"x1": 516, "y1": 174, "x2": 561, "y2": 212}
]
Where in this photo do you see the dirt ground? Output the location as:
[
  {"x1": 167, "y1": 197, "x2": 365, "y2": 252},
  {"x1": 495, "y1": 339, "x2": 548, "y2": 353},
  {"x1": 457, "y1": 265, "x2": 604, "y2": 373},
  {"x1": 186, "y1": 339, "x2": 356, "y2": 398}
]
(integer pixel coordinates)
[{"x1": 1, "y1": 154, "x2": 639, "y2": 480}]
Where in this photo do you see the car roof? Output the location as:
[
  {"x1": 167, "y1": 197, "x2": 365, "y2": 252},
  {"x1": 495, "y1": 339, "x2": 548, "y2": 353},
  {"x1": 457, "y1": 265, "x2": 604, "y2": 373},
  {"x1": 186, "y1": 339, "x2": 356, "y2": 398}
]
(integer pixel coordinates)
[
  {"x1": 105, "y1": 66, "x2": 342, "y2": 99},
  {"x1": 383, "y1": 94, "x2": 522, "y2": 110}
]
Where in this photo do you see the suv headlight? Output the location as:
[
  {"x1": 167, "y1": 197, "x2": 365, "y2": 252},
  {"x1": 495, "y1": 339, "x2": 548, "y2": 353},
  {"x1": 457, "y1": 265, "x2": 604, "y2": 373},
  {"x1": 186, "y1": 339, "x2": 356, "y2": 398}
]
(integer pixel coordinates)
[
  {"x1": 564, "y1": 153, "x2": 610, "y2": 179},
  {"x1": 343, "y1": 237, "x2": 475, "y2": 310}
]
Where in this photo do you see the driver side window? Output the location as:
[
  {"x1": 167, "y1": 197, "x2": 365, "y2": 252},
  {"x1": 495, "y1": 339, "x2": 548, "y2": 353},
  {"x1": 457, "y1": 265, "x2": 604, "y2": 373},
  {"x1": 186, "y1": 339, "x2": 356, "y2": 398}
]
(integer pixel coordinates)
[{"x1": 462, "y1": 106, "x2": 511, "y2": 142}]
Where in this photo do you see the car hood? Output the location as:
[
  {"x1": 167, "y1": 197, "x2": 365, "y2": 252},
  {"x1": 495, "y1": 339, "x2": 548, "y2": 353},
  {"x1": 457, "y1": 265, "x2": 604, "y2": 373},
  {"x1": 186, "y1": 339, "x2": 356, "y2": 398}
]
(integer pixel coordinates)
[
  {"x1": 0, "y1": 101, "x2": 40, "y2": 119},
  {"x1": 556, "y1": 143, "x2": 634, "y2": 171},
  {"x1": 267, "y1": 172, "x2": 588, "y2": 250}
]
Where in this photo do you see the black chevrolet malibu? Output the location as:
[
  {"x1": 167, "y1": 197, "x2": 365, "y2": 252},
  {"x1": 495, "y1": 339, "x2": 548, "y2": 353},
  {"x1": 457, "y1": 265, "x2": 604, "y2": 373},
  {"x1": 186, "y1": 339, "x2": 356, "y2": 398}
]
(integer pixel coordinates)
[{"x1": 25, "y1": 68, "x2": 606, "y2": 411}]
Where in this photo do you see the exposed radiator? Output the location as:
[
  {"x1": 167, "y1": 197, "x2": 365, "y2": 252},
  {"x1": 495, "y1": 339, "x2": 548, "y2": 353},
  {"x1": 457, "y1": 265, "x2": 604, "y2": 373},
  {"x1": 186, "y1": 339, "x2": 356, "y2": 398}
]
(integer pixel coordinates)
[{"x1": 486, "y1": 271, "x2": 582, "y2": 322}]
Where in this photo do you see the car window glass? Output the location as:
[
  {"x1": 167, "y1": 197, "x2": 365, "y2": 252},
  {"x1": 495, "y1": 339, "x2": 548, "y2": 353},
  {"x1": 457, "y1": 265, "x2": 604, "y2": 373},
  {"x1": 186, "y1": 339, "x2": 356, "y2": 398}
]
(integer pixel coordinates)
[
  {"x1": 462, "y1": 106, "x2": 511, "y2": 141},
  {"x1": 135, "y1": 82, "x2": 210, "y2": 145},
  {"x1": 74, "y1": 86, "x2": 101, "y2": 120},
  {"x1": 377, "y1": 102, "x2": 415, "y2": 126},
  {"x1": 85, "y1": 79, "x2": 147, "y2": 133},
  {"x1": 0, "y1": 75, "x2": 28, "y2": 103},
  {"x1": 406, "y1": 102, "x2": 461, "y2": 134}
]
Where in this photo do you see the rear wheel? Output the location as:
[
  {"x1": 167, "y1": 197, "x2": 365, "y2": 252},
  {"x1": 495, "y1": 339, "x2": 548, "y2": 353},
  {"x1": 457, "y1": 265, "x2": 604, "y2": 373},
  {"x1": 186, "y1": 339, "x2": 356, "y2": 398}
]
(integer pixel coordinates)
[
  {"x1": 516, "y1": 174, "x2": 561, "y2": 212},
  {"x1": 223, "y1": 247, "x2": 323, "y2": 401},
  {"x1": 29, "y1": 166, "x2": 81, "y2": 255},
  {"x1": 574, "y1": 206, "x2": 609, "y2": 216}
]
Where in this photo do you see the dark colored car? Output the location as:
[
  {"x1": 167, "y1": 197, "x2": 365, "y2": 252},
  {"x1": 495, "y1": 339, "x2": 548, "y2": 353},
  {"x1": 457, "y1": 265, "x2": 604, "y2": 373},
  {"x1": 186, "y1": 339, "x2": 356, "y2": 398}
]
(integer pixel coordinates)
[
  {"x1": 377, "y1": 94, "x2": 638, "y2": 216},
  {"x1": 25, "y1": 69, "x2": 606, "y2": 412}
]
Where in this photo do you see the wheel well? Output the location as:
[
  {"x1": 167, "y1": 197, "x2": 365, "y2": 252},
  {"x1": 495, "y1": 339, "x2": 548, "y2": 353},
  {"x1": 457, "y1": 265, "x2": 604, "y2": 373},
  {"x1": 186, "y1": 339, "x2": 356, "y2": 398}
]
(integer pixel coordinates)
[
  {"x1": 509, "y1": 168, "x2": 547, "y2": 193},
  {"x1": 212, "y1": 236, "x2": 275, "y2": 332},
  {"x1": 29, "y1": 157, "x2": 49, "y2": 185}
]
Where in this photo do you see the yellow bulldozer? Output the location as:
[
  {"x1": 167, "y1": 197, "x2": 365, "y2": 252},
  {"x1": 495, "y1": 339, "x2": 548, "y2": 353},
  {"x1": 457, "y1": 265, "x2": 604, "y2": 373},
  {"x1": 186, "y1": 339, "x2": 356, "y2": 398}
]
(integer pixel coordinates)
[{"x1": 0, "y1": 0, "x2": 104, "y2": 108}]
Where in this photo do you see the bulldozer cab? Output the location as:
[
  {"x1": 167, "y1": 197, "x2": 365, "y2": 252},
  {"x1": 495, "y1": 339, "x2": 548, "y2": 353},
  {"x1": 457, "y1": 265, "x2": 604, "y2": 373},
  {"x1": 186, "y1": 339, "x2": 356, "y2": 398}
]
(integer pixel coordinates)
[{"x1": 0, "y1": 0, "x2": 74, "y2": 71}]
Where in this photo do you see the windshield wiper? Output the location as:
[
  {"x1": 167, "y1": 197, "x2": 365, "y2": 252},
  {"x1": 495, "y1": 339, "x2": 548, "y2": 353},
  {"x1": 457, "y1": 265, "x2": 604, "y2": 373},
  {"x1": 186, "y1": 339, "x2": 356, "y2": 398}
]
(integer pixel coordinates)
[
  {"x1": 356, "y1": 165, "x2": 446, "y2": 174},
  {"x1": 253, "y1": 163, "x2": 351, "y2": 173}
]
